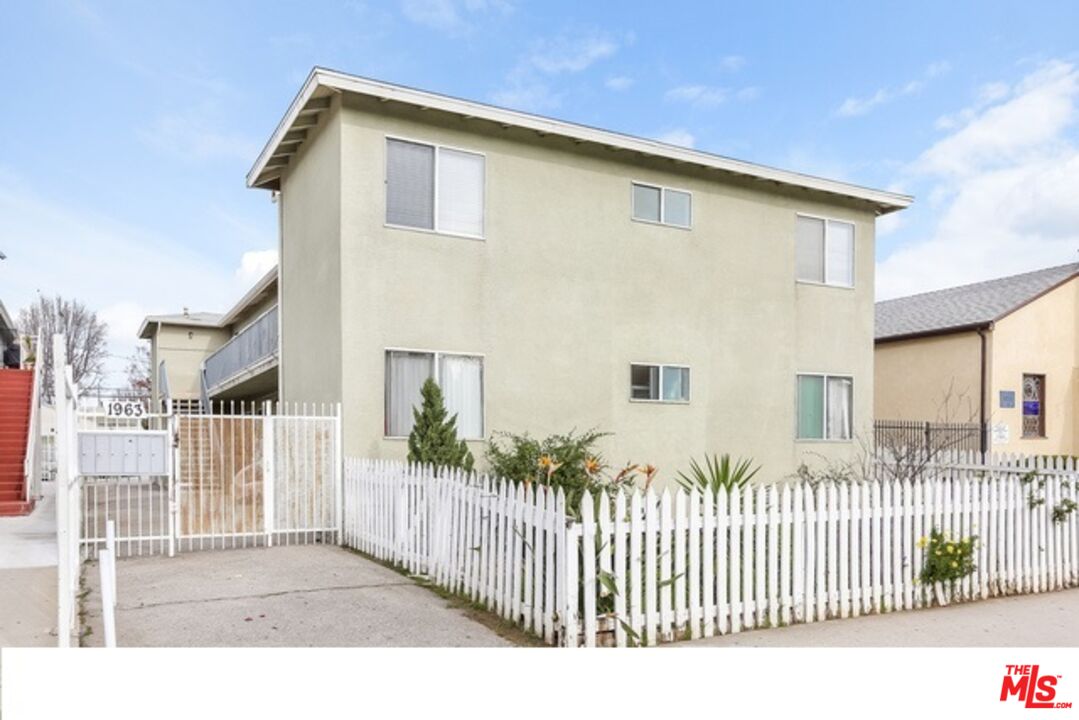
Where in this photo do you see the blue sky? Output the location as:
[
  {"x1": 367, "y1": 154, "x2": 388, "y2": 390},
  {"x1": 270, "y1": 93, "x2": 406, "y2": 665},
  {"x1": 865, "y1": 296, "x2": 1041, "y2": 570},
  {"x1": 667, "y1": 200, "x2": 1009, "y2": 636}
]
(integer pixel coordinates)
[{"x1": 2, "y1": 1, "x2": 1078, "y2": 383}]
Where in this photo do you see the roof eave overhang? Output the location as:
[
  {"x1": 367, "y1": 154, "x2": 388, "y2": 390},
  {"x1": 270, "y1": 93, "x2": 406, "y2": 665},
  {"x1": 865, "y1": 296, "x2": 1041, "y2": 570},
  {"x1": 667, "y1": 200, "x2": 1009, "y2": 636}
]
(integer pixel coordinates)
[
  {"x1": 875, "y1": 321, "x2": 993, "y2": 345},
  {"x1": 217, "y1": 266, "x2": 279, "y2": 328},
  {"x1": 247, "y1": 68, "x2": 914, "y2": 213}
]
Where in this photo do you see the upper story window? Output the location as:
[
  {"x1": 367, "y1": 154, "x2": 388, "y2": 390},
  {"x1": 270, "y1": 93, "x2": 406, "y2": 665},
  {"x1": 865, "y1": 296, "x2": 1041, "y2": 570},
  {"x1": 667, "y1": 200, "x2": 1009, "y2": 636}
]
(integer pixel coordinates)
[
  {"x1": 630, "y1": 363, "x2": 690, "y2": 403},
  {"x1": 796, "y1": 214, "x2": 854, "y2": 287},
  {"x1": 632, "y1": 182, "x2": 692, "y2": 229},
  {"x1": 386, "y1": 138, "x2": 485, "y2": 239}
]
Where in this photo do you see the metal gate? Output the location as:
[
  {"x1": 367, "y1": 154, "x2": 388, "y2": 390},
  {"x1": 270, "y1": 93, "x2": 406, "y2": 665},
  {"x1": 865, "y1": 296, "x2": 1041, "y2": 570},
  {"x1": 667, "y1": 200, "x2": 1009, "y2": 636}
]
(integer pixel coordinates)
[{"x1": 76, "y1": 403, "x2": 342, "y2": 559}]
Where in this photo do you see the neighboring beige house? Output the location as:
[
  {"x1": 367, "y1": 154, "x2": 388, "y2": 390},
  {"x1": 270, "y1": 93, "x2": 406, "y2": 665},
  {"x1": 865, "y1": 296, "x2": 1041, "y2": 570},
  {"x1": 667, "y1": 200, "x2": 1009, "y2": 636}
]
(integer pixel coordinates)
[
  {"x1": 138, "y1": 267, "x2": 278, "y2": 412},
  {"x1": 245, "y1": 68, "x2": 911, "y2": 478},
  {"x1": 875, "y1": 263, "x2": 1079, "y2": 456}
]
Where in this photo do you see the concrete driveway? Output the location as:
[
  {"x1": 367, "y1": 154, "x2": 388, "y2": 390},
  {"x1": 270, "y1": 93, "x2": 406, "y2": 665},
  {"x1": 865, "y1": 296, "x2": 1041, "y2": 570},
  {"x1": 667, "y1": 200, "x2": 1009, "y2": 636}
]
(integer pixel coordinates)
[
  {"x1": 674, "y1": 587, "x2": 1079, "y2": 647},
  {"x1": 84, "y1": 545, "x2": 514, "y2": 647}
]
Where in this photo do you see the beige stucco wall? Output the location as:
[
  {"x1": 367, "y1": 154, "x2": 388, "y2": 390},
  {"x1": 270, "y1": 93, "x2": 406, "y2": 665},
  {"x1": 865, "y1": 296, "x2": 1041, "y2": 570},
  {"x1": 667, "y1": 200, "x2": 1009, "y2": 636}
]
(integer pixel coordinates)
[
  {"x1": 149, "y1": 324, "x2": 229, "y2": 407},
  {"x1": 874, "y1": 331, "x2": 985, "y2": 423},
  {"x1": 278, "y1": 104, "x2": 342, "y2": 406},
  {"x1": 274, "y1": 95, "x2": 882, "y2": 484},
  {"x1": 990, "y1": 277, "x2": 1078, "y2": 456}
]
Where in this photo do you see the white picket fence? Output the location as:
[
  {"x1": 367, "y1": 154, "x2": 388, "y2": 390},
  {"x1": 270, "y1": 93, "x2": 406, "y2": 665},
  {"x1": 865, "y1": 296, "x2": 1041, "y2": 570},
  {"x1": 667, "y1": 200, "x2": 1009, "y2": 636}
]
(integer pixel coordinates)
[
  {"x1": 343, "y1": 454, "x2": 1079, "y2": 647},
  {"x1": 343, "y1": 459, "x2": 575, "y2": 645}
]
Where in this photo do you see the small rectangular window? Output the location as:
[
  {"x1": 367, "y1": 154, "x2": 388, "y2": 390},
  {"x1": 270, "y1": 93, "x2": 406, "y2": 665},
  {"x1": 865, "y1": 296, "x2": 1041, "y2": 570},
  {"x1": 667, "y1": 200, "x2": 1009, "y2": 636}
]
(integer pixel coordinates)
[
  {"x1": 386, "y1": 138, "x2": 485, "y2": 238},
  {"x1": 1022, "y1": 374, "x2": 1046, "y2": 438},
  {"x1": 630, "y1": 364, "x2": 690, "y2": 402},
  {"x1": 632, "y1": 182, "x2": 692, "y2": 228},
  {"x1": 796, "y1": 215, "x2": 854, "y2": 287},
  {"x1": 797, "y1": 373, "x2": 853, "y2": 440}
]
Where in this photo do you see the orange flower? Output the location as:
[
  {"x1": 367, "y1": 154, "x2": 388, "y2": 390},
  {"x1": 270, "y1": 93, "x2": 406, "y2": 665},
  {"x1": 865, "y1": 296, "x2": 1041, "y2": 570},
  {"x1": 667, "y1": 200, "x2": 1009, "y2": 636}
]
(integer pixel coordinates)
[{"x1": 584, "y1": 457, "x2": 602, "y2": 476}]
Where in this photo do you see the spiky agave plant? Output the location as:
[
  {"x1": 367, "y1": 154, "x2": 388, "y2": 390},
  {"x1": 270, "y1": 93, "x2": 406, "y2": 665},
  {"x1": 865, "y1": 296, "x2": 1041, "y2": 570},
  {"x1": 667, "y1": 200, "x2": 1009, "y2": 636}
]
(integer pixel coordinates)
[{"x1": 675, "y1": 453, "x2": 760, "y2": 494}]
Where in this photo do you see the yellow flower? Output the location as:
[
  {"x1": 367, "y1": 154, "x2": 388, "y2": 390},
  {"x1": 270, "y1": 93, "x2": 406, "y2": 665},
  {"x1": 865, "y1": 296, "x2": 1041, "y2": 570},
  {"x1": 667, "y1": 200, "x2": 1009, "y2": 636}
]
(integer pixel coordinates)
[
  {"x1": 950, "y1": 561, "x2": 958, "y2": 569},
  {"x1": 946, "y1": 545, "x2": 954, "y2": 554},
  {"x1": 912, "y1": 578, "x2": 920, "y2": 585},
  {"x1": 935, "y1": 550, "x2": 942, "y2": 556},
  {"x1": 916, "y1": 536, "x2": 928, "y2": 549},
  {"x1": 538, "y1": 455, "x2": 553, "y2": 469}
]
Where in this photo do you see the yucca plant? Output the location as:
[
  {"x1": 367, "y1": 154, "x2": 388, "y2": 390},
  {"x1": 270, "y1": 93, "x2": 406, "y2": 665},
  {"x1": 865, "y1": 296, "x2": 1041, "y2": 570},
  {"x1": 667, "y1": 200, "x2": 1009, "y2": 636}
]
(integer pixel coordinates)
[{"x1": 675, "y1": 453, "x2": 760, "y2": 494}]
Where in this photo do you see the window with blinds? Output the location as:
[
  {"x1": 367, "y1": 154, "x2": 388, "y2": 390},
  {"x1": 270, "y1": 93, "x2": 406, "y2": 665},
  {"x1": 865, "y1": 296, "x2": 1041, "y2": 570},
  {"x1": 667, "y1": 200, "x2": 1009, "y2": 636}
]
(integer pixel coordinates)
[
  {"x1": 386, "y1": 138, "x2": 484, "y2": 238},
  {"x1": 796, "y1": 215, "x2": 855, "y2": 287}
]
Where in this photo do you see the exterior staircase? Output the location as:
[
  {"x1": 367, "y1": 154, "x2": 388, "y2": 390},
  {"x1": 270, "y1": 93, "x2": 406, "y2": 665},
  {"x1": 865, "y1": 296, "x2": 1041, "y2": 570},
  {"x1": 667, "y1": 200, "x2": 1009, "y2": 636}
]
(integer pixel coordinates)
[{"x1": 0, "y1": 368, "x2": 35, "y2": 516}]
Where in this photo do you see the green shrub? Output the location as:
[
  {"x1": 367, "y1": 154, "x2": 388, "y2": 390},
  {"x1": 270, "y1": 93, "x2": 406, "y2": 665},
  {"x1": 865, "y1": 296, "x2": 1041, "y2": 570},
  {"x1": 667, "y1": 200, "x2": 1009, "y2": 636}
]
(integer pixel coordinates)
[
  {"x1": 675, "y1": 454, "x2": 760, "y2": 495},
  {"x1": 407, "y1": 378, "x2": 474, "y2": 472},
  {"x1": 918, "y1": 529, "x2": 976, "y2": 585},
  {"x1": 484, "y1": 428, "x2": 643, "y2": 513}
]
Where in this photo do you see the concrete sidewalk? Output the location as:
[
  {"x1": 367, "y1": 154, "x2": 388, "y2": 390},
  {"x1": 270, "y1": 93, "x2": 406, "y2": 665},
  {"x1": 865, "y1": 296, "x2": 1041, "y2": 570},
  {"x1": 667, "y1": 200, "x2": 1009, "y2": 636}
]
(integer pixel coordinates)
[
  {"x1": 0, "y1": 482, "x2": 57, "y2": 647},
  {"x1": 84, "y1": 544, "x2": 514, "y2": 647},
  {"x1": 675, "y1": 587, "x2": 1079, "y2": 647}
]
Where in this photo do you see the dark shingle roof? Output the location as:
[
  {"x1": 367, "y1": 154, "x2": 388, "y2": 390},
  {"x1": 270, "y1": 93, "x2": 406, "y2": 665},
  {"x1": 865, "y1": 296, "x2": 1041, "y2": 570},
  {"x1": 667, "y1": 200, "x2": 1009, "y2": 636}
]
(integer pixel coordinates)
[{"x1": 876, "y1": 262, "x2": 1079, "y2": 341}]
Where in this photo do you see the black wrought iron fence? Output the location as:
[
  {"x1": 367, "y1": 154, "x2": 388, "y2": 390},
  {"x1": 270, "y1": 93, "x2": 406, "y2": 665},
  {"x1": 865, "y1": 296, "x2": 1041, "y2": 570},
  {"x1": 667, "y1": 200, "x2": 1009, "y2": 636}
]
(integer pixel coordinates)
[{"x1": 874, "y1": 420, "x2": 987, "y2": 455}]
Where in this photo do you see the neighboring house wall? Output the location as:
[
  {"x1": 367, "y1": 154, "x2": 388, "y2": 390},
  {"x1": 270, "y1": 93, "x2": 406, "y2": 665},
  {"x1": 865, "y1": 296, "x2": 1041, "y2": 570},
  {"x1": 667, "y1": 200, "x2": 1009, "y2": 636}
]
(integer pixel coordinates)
[
  {"x1": 874, "y1": 331, "x2": 986, "y2": 423},
  {"x1": 280, "y1": 95, "x2": 878, "y2": 480},
  {"x1": 151, "y1": 324, "x2": 229, "y2": 407},
  {"x1": 279, "y1": 106, "x2": 342, "y2": 406},
  {"x1": 989, "y1": 277, "x2": 1078, "y2": 456}
]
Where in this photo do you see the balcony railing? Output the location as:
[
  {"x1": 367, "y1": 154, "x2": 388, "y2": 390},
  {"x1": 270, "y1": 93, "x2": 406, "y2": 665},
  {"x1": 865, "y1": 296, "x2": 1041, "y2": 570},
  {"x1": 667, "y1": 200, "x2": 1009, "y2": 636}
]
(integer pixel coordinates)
[{"x1": 203, "y1": 305, "x2": 278, "y2": 395}]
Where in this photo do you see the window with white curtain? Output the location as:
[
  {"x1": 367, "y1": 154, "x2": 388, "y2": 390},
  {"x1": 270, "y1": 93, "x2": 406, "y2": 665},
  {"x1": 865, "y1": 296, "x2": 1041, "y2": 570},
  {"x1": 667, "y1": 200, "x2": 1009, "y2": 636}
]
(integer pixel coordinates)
[
  {"x1": 630, "y1": 363, "x2": 690, "y2": 402},
  {"x1": 385, "y1": 349, "x2": 484, "y2": 439},
  {"x1": 631, "y1": 182, "x2": 692, "y2": 228},
  {"x1": 386, "y1": 138, "x2": 485, "y2": 238},
  {"x1": 795, "y1": 215, "x2": 855, "y2": 287},
  {"x1": 796, "y1": 373, "x2": 853, "y2": 440}
]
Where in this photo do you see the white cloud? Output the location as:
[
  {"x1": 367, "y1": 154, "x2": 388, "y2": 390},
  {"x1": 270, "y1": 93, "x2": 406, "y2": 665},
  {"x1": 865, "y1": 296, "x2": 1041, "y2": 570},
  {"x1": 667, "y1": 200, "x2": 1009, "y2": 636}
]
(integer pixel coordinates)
[
  {"x1": 836, "y1": 61, "x2": 949, "y2": 118},
  {"x1": 735, "y1": 86, "x2": 761, "y2": 102},
  {"x1": 492, "y1": 29, "x2": 626, "y2": 111},
  {"x1": 400, "y1": 0, "x2": 511, "y2": 35},
  {"x1": 877, "y1": 60, "x2": 1079, "y2": 299},
  {"x1": 139, "y1": 106, "x2": 259, "y2": 164},
  {"x1": 490, "y1": 82, "x2": 561, "y2": 112},
  {"x1": 654, "y1": 129, "x2": 695, "y2": 148},
  {"x1": 235, "y1": 249, "x2": 278, "y2": 288},
  {"x1": 529, "y1": 33, "x2": 618, "y2": 74},
  {"x1": 605, "y1": 75, "x2": 633, "y2": 91},
  {"x1": 719, "y1": 55, "x2": 746, "y2": 72},
  {"x1": 665, "y1": 84, "x2": 727, "y2": 108}
]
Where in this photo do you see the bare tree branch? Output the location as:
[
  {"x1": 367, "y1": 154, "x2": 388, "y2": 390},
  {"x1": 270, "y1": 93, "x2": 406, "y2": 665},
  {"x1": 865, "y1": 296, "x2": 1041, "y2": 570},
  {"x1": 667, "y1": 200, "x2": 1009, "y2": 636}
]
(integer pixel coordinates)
[{"x1": 18, "y1": 296, "x2": 109, "y2": 400}]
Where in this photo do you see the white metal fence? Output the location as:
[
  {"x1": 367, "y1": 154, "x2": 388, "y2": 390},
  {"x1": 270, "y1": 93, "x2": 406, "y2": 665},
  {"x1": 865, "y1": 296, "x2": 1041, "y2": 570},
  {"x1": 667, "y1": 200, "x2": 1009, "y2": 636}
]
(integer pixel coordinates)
[
  {"x1": 54, "y1": 337, "x2": 82, "y2": 648},
  {"x1": 343, "y1": 453, "x2": 1079, "y2": 647},
  {"x1": 77, "y1": 402, "x2": 342, "y2": 559}
]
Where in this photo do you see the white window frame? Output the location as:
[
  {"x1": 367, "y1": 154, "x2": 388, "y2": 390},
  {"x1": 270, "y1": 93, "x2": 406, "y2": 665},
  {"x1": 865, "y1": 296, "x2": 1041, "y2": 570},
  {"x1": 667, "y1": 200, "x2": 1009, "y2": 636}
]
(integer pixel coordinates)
[
  {"x1": 795, "y1": 212, "x2": 855, "y2": 289},
  {"x1": 631, "y1": 181, "x2": 693, "y2": 229},
  {"x1": 795, "y1": 372, "x2": 854, "y2": 442},
  {"x1": 384, "y1": 346, "x2": 487, "y2": 440},
  {"x1": 384, "y1": 135, "x2": 487, "y2": 241},
  {"x1": 629, "y1": 362, "x2": 691, "y2": 404}
]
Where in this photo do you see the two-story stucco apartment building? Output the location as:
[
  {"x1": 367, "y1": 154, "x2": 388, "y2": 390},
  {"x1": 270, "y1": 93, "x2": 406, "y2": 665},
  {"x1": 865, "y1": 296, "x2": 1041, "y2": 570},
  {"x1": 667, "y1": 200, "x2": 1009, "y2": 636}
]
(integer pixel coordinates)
[
  {"x1": 245, "y1": 68, "x2": 911, "y2": 479},
  {"x1": 876, "y1": 263, "x2": 1079, "y2": 457},
  {"x1": 139, "y1": 267, "x2": 279, "y2": 412}
]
